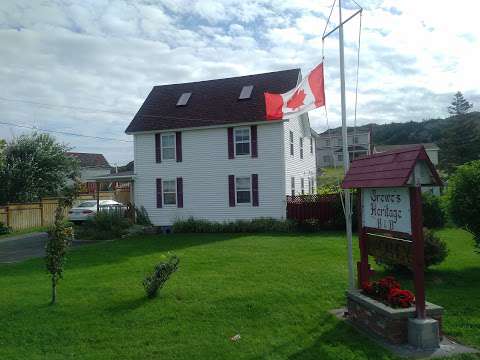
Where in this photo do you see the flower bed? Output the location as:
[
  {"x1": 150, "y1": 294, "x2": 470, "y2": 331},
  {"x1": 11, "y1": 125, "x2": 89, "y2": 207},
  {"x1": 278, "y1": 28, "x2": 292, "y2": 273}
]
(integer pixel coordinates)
[{"x1": 362, "y1": 276, "x2": 415, "y2": 309}]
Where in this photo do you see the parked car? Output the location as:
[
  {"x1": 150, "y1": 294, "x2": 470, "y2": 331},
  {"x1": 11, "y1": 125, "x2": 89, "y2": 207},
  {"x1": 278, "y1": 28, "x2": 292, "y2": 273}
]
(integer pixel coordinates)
[{"x1": 68, "y1": 200, "x2": 127, "y2": 223}]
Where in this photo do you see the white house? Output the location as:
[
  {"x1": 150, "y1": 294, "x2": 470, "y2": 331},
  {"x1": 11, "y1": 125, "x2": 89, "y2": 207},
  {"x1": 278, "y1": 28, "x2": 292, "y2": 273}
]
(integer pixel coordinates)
[
  {"x1": 66, "y1": 152, "x2": 111, "y2": 192},
  {"x1": 125, "y1": 69, "x2": 316, "y2": 226}
]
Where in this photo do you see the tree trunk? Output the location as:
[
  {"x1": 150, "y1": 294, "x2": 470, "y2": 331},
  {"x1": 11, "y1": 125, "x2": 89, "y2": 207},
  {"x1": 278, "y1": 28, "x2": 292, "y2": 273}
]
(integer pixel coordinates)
[{"x1": 51, "y1": 275, "x2": 57, "y2": 305}]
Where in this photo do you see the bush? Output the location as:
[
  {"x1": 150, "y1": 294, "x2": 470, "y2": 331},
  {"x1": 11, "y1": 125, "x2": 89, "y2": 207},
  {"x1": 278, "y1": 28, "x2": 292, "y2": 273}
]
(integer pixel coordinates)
[
  {"x1": 135, "y1": 206, "x2": 153, "y2": 226},
  {"x1": 173, "y1": 217, "x2": 296, "y2": 233},
  {"x1": 422, "y1": 193, "x2": 445, "y2": 228},
  {"x1": 447, "y1": 160, "x2": 480, "y2": 248},
  {"x1": 0, "y1": 221, "x2": 11, "y2": 235},
  {"x1": 77, "y1": 212, "x2": 131, "y2": 240},
  {"x1": 143, "y1": 255, "x2": 179, "y2": 298},
  {"x1": 377, "y1": 228, "x2": 448, "y2": 272}
]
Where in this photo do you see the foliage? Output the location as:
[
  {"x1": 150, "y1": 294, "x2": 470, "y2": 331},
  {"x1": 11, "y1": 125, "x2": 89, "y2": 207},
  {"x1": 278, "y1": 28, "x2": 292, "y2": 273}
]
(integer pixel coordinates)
[
  {"x1": 143, "y1": 255, "x2": 179, "y2": 298},
  {"x1": 377, "y1": 228, "x2": 448, "y2": 272},
  {"x1": 422, "y1": 192, "x2": 445, "y2": 228},
  {"x1": 447, "y1": 160, "x2": 480, "y2": 248},
  {"x1": 135, "y1": 206, "x2": 153, "y2": 226},
  {"x1": 317, "y1": 183, "x2": 341, "y2": 195},
  {"x1": 317, "y1": 167, "x2": 344, "y2": 188},
  {"x1": 0, "y1": 133, "x2": 79, "y2": 205},
  {"x1": 362, "y1": 276, "x2": 415, "y2": 308},
  {"x1": 173, "y1": 217, "x2": 296, "y2": 233},
  {"x1": 448, "y1": 91, "x2": 473, "y2": 116},
  {"x1": 45, "y1": 206, "x2": 74, "y2": 304},
  {"x1": 77, "y1": 211, "x2": 131, "y2": 240},
  {"x1": 0, "y1": 221, "x2": 11, "y2": 235}
]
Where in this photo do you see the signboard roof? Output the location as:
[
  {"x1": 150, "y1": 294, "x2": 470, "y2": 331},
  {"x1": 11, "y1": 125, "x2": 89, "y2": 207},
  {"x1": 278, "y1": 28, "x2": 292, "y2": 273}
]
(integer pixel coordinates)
[{"x1": 342, "y1": 145, "x2": 442, "y2": 189}]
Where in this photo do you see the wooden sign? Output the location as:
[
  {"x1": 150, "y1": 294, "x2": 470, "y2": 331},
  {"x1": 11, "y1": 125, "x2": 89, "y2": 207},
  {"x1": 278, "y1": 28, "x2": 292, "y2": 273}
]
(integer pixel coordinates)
[
  {"x1": 361, "y1": 188, "x2": 411, "y2": 235},
  {"x1": 366, "y1": 233, "x2": 412, "y2": 266}
]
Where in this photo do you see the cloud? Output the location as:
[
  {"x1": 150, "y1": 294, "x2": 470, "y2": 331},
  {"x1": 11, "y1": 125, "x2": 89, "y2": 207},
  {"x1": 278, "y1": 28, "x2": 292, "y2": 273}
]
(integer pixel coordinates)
[{"x1": 0, "y1": 0, "x2": 479, "y2": 164}]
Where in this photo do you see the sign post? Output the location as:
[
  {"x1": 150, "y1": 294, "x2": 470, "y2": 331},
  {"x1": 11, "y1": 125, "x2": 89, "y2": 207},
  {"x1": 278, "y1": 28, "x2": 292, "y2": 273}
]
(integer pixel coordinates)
[{"x1": 342, "y1": 145, "x2": 443, "y2": 348}]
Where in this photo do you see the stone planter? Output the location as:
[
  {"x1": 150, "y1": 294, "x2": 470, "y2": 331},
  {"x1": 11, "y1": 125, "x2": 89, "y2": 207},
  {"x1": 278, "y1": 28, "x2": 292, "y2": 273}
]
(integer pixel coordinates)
[{"x1": 346, "y1": 290, "x2": 443, "y2": 345}]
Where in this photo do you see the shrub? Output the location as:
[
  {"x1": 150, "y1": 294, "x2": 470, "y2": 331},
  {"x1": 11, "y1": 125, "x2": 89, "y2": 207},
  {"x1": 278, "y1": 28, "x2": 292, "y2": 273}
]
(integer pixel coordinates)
[
  {"x1": 173, "y1": 217, "x2": 296, "y2": 233},
  {"x1": 77, "y1": 212, "x2": 131, "y2": 240},
  {"x1": 422, "y1": 192, "x2": 445, "y2": 228},
  {"x1": 143, "y1": 255, "x2": 179, "y2": 298},
  {"x1": 376, "y1": 228, "x2": 448, "y2": 272},
  {"x1": 0, "y1": 221, "x2": 11, "y2": 235},
  {"x1": 135, "y1": 206, "x2": 153, "y2": 226},
  {"x1": 447, "y1": 160, "x2": 480, "y2": 248}
]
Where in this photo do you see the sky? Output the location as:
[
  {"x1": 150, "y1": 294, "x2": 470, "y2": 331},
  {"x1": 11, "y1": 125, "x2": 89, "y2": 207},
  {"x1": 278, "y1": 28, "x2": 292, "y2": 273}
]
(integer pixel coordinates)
[{"x1": 1, "y1": 0, "x2": 479, "y2": 165}]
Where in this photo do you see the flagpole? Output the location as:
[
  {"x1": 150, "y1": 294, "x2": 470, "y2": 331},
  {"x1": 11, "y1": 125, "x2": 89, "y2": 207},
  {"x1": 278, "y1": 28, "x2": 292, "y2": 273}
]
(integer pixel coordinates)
[{"x1": 338, "y1": 0, "x2": 355, "y2": 290}]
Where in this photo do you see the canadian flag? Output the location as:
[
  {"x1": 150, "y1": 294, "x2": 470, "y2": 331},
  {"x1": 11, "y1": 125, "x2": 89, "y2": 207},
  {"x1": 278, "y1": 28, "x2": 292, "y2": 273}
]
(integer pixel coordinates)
[{"x1": 264, "y1": 63, "x2": 325, "y2": 120}]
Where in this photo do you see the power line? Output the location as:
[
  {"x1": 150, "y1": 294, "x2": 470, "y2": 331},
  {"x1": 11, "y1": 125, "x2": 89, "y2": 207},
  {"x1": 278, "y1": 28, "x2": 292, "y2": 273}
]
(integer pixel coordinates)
[
  {"x1": 0, "y1": 96, "x2": 135, "y2": 116},
  {"x1": 0, "y1": 121, "x2": 132, "y2": 143}
]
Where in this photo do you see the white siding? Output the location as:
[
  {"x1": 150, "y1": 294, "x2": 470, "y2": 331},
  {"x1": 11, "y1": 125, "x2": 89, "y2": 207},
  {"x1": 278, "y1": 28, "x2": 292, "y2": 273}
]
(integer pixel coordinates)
[
  {"x1": 134, "y1": 122, "x2": 285, "y2": 226},
  {"x1": 284, "y1": 115, "x2": 317, "y2": 195}
]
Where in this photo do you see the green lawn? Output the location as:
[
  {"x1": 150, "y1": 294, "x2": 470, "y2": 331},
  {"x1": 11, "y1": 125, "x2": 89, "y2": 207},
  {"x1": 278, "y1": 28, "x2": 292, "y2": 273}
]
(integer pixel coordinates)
[{"x1": 0, "y1": 229, "x2": 478, "y2": 359}]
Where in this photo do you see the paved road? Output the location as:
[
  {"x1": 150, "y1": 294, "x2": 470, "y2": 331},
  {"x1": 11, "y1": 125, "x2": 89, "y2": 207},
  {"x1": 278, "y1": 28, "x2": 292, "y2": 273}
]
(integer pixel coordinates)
[{"x1": 0, "y1": 232, "x2": 92, "y2": 264}]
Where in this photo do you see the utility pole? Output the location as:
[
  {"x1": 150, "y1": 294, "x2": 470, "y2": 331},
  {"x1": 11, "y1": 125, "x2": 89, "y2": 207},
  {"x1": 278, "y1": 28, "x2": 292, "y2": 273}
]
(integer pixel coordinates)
[{"x1": 338, "y1": 0, "x2": 354, "y2": 290}]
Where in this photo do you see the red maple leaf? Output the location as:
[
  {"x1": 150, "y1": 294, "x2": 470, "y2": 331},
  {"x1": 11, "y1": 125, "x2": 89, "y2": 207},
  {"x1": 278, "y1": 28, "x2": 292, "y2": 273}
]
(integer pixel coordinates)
[{"x1": 286, "y1": 89, "x2": 306, "y2": 110}]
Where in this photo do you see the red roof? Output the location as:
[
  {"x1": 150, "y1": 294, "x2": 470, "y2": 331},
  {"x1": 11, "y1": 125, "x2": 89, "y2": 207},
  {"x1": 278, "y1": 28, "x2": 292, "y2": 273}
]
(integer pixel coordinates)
[{"x1": 342, "y1": 145, "x2": 442, "y2": 188}]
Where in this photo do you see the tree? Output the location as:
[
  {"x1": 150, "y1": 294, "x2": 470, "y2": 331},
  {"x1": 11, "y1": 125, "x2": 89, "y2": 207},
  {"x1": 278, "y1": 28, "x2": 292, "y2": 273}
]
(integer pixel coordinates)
[
  {"x1": 448, "y1": 91, "x2": 473, "y2": 115},
  {"x1": 45, "y1": 182, "x2": 79, "y2": 304},
  {"x1": 0, "y1": 133, "x2": 79, "y2": 205},
  {"x1": 447, "y1": 160, "x2": 480, "y2": 249}
]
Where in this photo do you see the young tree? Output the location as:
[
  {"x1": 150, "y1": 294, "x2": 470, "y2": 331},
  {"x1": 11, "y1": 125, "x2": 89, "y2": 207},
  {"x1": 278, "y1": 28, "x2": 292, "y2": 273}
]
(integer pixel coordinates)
[
  {"x1": 0, "y1": 133, "x2": 79, "y2": 205},
  {"x1": 447, "y1": 160, "x2": 480, "y2": 249},
  {"x1": 448, "y1": 91, "x2": 473, "y2": 115}
]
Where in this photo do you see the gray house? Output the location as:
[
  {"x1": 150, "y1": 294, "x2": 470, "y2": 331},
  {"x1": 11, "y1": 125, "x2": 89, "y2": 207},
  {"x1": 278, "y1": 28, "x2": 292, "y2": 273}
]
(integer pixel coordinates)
[{"x1": 314, "y1": 128, "x2": 372, "y2": 168}]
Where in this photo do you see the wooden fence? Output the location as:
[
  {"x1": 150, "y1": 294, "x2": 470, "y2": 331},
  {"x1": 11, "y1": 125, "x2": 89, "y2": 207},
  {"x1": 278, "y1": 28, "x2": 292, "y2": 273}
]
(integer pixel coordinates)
[
  {"x1": 286, "y1": 194, "x2": 340, "y2": 225},
  {"x1": 0, "y1": 192, "x2": 116, "y2": 231}
]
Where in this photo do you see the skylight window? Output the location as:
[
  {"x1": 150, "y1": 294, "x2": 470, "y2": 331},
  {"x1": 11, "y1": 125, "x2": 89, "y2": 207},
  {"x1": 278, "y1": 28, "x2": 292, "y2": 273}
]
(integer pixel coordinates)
[
  {"x1": 239, "y1": 85, "x2": 253, "y2": 100},
  {"x1": 176, "y1": 92, "x2": 191, "y2": 106}
]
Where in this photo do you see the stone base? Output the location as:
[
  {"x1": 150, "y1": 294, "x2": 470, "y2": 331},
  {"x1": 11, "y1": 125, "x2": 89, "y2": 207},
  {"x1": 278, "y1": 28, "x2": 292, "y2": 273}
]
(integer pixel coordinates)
[
  {"x1": 408, "y1": 318, "x2": 440, "y2": 349},
  {"x1": 347, "y1": 290, "x2": 444, "y2": 345}
]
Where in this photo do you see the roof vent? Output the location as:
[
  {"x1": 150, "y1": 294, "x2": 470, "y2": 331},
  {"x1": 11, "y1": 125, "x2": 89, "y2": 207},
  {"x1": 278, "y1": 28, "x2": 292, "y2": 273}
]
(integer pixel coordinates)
[
  {"x1": 239, "y1": 85, "x2": 253, "y2": 100},
  {"x1": 176, "y1": 92, "x2": 191, "y2": 106}
]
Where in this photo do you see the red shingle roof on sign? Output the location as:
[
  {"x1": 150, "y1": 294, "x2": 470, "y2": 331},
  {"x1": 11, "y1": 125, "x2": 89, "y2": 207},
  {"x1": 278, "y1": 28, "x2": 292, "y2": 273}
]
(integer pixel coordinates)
[{"x1": 342, "y1": 145, "x2": 442, "y2": 188}]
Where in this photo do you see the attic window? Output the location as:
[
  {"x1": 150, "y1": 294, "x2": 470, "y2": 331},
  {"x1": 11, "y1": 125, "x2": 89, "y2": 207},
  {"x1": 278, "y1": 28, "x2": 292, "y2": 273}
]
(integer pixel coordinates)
[
  {"x1": 239, "y1": 85, "x2": 253, "y2": 100},
  {"x1": 176, "y1": 92, "x2": 191, "y2": 106}
]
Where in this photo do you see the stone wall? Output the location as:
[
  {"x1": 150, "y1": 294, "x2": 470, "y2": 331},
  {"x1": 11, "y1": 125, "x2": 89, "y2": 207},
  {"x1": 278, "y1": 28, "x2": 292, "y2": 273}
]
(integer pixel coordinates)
[{"x1": 347, "y1": 290, "x2": 443, "y2": 345}]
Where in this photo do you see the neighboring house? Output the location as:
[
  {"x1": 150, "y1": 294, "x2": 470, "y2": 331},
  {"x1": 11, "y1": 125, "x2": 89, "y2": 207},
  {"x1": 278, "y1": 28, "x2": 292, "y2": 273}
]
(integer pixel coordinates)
[
  {"x1": 373, "y1": 143, "x2": 441, "y2": 195},
  {"x1": 125, "y1": 69, "x2": 317, "y2": 226},
  {"x1": 66, "y1": 152, "x2": 111, "y2": 192},
  {"x1": 314, "y1": 128, "x2": 372, "y2": 168}
]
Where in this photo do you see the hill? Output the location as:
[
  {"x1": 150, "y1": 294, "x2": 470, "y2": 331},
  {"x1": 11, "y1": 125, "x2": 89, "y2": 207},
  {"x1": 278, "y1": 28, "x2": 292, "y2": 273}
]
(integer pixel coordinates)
[{"x1": 327, "y1": 112, "x2": 480, "y2": 172}]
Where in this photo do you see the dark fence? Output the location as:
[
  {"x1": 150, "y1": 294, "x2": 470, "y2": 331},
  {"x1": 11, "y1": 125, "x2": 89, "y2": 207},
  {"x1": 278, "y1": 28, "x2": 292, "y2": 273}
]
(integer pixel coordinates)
[{"x1": 286, "y1": 194, "x2": 340, "y2": 224}]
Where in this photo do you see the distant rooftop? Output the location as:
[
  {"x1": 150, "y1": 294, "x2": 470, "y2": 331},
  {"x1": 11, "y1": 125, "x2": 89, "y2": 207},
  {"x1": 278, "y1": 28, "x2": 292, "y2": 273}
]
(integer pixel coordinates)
[
  {"x1": 66, "y1": 152, "x2": 111, "y2": 169},
  {"x1": 374, "y1": 143, "x2": 439, "y2": 152}
]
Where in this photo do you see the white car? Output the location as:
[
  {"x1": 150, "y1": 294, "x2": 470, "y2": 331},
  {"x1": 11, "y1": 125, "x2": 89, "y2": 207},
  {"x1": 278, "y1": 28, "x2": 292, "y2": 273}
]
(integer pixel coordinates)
[{"x1": 68, "y1": 200, "x2": 127, "y2": 223}]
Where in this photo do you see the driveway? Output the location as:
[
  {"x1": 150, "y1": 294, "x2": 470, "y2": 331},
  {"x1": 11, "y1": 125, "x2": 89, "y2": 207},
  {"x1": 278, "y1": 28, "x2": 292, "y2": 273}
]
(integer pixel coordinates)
[{"x1": 0, "y1": 232, "x2": 92, "y2": 264}]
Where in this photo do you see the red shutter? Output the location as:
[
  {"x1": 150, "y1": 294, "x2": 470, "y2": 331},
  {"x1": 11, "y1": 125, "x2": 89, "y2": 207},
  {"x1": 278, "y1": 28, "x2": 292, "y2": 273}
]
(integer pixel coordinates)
[
  {"x1": 228, "y1": 127, "x2": 234, "y2": 159},
  {"x1": 228, "y1": 175, "x2": 235, "y2": 207},
  {"x1": 251, "y1": 125, "x2": 258, "y2": 158},
  {"x1": 176, "y1": 132, "x2": 182, "y2": 162},
  {"x1": 252, "y1": 174, "x2": 259, "y2": 207},
  {"x1": 155, "y1": 134, "x2": 162, "y2": 163},
  {"x1": 156, "y1": 178, "x2": 162, "y2": 208},
  {"x1": 177, "y1": 177, "x2": 183, "y2": 208}
]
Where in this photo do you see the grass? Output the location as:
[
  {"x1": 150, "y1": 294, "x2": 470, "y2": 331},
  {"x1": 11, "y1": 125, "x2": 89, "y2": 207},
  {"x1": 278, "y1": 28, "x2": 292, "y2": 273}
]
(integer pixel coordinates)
[
  {"x1": 0, "y1": 229, "x2": 478, "y2": 359},
  {"x1": 0, "y1": 226, "x2": 48, "y2": 240},
  {"x1": 317, "y1": 166, "x2": 345, "y2": 187}
]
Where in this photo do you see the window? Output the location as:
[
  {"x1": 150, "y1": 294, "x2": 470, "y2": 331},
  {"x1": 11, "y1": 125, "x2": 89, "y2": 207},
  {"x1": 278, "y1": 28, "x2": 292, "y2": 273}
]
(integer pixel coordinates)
[
  {"x1": 300, "y1": 138, "x2": 304, "y2": 159},
  {"x1": 234, "y1": 127, "x2": 250, "y2": 156},
  {"x1": 310, "y1": 138, "x2": 313, "y2": 153},
  {"x1": 337, "y1": 153, "x2": 343, "y2": 162},
  {"x1": 163, "y1": 180, "x2": 177, "y2": 206},
  {"x1": 176, "y1": 92, "x2": 191, "y2": 106},
  {"x1": 239, "y1": 85, "x2": 253, "y2": 99},
  {"x1": 301, "y1": 178, "x2": 305, "y2": 195},
  {"x1": 291, "y1": 177, "x2": 295, "y2": 196},
  {"x1": 235, "y1": 176, "x2": 251, "y2": 204},
  {"x1": 161, "y1": 133, "x2": 175, "y2": 160},
  {"x1": 290, "y1": 131, "x2": 294, "y2": 156},
  {"x1": 308, "y1": 178, "x2": 313, "y2": 194}
]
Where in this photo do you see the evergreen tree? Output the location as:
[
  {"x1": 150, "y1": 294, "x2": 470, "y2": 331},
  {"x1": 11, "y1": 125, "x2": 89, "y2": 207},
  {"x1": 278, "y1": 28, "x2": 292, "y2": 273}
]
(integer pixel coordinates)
[{"x1": 448, "y1": 91, "x2": 473, "y2": 115}]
